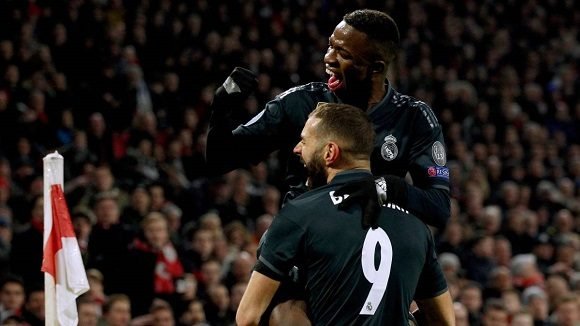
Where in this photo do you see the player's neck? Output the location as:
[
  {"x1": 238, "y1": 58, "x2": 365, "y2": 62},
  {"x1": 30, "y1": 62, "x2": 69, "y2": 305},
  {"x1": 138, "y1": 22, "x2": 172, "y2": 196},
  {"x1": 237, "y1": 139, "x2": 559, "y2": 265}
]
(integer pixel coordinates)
[
  {"x1": 367, "y1": 82, "x2": 387, "y2": 110},
  {"x1": 327, "y1": 161, "x2": 371, "y2": 183}
]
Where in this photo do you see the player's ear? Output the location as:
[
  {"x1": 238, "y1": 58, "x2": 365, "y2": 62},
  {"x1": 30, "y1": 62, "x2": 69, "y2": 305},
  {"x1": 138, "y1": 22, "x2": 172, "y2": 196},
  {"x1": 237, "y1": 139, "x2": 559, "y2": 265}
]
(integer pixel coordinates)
[{"x1": 325, "y1": 142, "x2": 340, "y2": 165}]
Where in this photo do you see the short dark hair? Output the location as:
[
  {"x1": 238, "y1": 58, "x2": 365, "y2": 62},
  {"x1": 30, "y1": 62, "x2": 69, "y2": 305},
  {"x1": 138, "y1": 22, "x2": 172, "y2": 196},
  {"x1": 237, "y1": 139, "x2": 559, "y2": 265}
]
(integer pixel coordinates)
[
  {"x1": 103, "y1": 293, "x2": 130, "y2": 314},
  {"x1": 310, "y1": 103, "x2": 375, "y2": 161},
  {"x1": 483, "y1": 298, "x2": 508, "y2": 314},
  {"x1": 344, "y1": 9, "x2": 400, "y2": 63},
  {"x1": 0, "y1": 274, "x2": 24, "y2": 290}
]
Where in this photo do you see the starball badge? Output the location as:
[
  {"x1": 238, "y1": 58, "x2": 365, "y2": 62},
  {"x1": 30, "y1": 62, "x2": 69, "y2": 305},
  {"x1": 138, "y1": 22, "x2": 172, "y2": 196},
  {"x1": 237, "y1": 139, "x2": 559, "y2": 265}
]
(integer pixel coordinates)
[{"x1": 432, "y1": 141, "x2": 447, "y2": 166}]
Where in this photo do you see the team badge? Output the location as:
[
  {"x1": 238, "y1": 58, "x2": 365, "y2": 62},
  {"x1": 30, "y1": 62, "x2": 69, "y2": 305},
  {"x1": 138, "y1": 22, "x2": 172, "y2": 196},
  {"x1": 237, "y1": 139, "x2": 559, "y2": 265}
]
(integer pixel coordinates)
[
  {"x1": 432, "y1": 141, "x2": 447, "y2": 166},
  {"x1": 381, "y1": 135, "x2": 398, "y2": 161}
]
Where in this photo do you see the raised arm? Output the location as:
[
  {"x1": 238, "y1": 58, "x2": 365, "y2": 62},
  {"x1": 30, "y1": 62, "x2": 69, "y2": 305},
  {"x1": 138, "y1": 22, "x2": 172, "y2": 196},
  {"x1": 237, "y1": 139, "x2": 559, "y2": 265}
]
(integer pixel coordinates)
[
  {"x1": 205, "y1": 67, "x2": 284, "y2": 176},
  {"x1": 205, "y1": 67, "x2": 258, "y2": 175}
]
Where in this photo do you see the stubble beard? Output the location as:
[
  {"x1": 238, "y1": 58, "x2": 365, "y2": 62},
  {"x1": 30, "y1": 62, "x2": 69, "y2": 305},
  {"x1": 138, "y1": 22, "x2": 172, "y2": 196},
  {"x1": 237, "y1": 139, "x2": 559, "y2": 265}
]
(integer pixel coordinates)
[{"x1": 305, "y1": 151, "x2": 328, "y2": 190}]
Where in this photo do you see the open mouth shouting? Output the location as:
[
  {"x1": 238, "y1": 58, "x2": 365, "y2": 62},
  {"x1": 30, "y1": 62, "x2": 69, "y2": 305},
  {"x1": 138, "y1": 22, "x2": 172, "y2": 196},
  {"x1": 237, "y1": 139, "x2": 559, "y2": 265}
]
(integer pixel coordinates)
[{"x1": 326, "y1": 68, "x2": 344, "y2": 92}]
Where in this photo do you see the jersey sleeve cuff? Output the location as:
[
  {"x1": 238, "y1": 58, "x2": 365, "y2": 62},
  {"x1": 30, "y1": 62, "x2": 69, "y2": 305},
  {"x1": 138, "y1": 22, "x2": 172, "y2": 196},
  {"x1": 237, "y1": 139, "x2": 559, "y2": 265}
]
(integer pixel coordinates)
[{"x1": 255, "y1": 256, "x2": 286, "y2": 282}]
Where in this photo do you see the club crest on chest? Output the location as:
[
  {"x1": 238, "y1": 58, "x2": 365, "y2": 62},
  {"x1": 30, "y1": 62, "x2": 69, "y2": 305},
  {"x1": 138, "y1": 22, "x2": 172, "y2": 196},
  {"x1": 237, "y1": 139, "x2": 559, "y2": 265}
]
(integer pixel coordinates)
[{"x1": 380, "y1": 135, "x2": 398, "y2": 161}]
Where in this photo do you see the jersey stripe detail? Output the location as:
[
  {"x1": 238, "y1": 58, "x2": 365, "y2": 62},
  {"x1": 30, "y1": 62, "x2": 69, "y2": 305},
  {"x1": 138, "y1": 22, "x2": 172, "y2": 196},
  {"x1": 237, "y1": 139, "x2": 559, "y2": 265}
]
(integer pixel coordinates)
[{"x1": 258, "y1": 256, "x2": 286, "y2": 278}]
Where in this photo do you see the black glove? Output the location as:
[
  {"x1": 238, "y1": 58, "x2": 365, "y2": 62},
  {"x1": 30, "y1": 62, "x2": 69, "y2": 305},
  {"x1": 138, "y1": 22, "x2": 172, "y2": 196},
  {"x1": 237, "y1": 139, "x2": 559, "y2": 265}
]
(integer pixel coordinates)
[
  {"x1": 334, "y1": 175, "x2": 382, "y2": 229},
  {"x1": 382, "y1": 175, "x2": 408, "y2": 207},
  {"x1": 210, "y1": 67, "x2": 258, "y2": 123}
]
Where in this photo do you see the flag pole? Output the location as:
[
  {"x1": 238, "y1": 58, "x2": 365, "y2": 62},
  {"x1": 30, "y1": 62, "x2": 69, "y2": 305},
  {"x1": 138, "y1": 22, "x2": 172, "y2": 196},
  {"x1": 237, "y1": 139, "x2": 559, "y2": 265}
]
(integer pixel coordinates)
[
  {"x1": 43, "y1": 151, "x2": 62, "y2": 326},
  {"x1": 42, "y1": 151, "x2": 90, "y2": 326}
]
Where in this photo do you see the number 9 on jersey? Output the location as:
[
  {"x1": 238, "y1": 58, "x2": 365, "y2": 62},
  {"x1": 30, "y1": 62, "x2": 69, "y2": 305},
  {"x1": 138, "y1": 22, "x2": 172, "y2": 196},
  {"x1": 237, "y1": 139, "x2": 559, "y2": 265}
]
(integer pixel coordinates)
[{"x1": 359, "y1": 227, "x2": 393, "y2": 315}]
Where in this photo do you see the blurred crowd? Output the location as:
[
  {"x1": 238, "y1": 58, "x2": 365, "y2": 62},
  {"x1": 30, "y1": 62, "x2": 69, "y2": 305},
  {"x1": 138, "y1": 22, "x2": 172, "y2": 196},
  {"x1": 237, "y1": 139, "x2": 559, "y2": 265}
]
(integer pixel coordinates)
[{"x1": 0, "y1": 0, "x2": 578, "y2": 325}]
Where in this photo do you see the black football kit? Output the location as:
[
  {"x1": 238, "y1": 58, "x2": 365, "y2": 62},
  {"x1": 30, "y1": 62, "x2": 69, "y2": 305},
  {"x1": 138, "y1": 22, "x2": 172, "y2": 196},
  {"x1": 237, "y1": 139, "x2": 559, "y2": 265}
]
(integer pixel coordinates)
[
  {"x1": 256, "y1": 170, "x2": 448, "y2": 325},
  {"x1": 207, "y1": 82, "x2": 450, "y2": 228}
]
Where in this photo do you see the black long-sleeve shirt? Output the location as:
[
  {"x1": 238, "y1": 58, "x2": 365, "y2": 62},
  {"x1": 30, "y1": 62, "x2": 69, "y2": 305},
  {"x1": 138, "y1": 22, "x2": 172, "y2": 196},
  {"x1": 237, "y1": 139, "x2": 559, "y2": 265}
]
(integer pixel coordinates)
[{"x1": 206, "y1": 82, "x2": 450, "y2": 228}]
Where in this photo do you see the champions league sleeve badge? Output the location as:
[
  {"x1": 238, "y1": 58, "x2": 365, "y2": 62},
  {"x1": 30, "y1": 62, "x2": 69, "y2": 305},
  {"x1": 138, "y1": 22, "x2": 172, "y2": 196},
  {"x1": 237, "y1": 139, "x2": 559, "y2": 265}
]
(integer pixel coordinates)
[
  {"x1": 432, "y1": 141, "x2": 447, "y2": 166},
  {"x1": 381, "y1": 135, "x2": 398, "y2": 161}
]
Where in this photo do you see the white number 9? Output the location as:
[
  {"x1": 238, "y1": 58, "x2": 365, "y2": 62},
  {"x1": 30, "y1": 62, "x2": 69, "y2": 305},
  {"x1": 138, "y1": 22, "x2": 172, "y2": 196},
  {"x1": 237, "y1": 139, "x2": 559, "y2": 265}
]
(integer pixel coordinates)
[{"x1": 359, "y1": 227, "x2": 393, "y2": 315}]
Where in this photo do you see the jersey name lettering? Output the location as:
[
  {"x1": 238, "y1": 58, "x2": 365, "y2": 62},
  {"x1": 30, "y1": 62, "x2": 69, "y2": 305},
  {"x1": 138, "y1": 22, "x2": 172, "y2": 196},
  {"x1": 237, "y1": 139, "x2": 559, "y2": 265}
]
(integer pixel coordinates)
[
  {"x1": 329, "y1": 191, "x2": 349, "y2": 205},
  {"x1": 386, "y1": 202, "x2": 409, "y2": 214}
]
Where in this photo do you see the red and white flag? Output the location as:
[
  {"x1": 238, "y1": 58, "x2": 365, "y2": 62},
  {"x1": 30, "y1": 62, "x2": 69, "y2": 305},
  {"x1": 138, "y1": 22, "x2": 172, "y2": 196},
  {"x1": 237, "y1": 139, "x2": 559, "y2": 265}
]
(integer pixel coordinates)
[{"x1": 42, "y1": 152, "x2": 90, "y2": 326}]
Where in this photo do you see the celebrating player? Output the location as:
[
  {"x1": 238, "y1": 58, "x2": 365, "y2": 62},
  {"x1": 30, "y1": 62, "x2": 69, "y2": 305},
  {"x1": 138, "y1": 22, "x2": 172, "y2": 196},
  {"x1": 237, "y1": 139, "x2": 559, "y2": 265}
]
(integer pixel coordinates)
[
  {"x1": 236, "y1": 103, "x2": 454, "y2": 325},
  {"x1": 205, "y1": 9, "x2": 450, "y2": 229}
]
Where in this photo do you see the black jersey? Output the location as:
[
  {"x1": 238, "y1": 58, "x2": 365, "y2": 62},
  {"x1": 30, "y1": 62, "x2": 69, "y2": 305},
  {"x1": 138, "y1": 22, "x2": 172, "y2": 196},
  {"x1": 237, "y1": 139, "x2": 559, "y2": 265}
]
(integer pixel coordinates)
[
  {"x1": 206, "y1": 82, "x2": 450, "y2": 227},
  {"x1": 258, "y1": 170, "x2": 448, "y2": 325}
]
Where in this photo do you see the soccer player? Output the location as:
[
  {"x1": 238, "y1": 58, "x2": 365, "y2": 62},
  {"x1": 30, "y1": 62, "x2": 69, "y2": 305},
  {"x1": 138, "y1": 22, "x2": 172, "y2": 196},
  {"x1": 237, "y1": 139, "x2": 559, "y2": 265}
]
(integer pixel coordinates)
[
  {"x1": 205, "y1": 9, "x2": 450, "y2": 229},
  {"x1": 236, "y1": 103, "x2": 454, "y2": 325}
]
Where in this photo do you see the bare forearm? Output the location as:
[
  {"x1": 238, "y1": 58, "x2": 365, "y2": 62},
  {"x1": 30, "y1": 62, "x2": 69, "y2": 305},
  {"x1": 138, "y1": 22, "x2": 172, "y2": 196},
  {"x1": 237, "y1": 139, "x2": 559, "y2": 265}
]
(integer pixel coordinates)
[{"x1": 236, "y1": 271, "x2": 280, "y2": 326}]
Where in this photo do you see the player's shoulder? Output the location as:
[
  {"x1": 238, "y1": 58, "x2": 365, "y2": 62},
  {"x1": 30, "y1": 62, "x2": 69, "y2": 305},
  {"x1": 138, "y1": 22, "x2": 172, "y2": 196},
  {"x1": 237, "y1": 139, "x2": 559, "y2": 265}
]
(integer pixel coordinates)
[
  {"x1": 390, "y1": 88, "x2": 440, "y2": 129},
  {"x1": 281, "y1": 185, "x2": 336, "y2": 218},
  {"x1": 275, "y1": 82, "x2": 331, "y2": 100},
  {"x1": 285, "y1": 185, "x2": 333, "y2": 208},
  {"x1": 382, "y1": 203, "x2": 431, "y2": 232}
]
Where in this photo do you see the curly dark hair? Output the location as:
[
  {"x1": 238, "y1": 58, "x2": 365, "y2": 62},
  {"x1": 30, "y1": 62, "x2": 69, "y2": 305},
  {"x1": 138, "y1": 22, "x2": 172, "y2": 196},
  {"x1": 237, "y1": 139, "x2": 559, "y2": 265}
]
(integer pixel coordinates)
[{"x1": 344, "y1": 9, "x2": 400, "y2": 63}]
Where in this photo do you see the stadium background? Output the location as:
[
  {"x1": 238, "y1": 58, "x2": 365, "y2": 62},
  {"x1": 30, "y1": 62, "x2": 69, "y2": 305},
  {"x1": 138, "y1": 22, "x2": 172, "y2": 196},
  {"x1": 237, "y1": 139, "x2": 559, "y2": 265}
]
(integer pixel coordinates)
[{"x1": 0, "y1": 0, "x2": 578, "y2": 325}]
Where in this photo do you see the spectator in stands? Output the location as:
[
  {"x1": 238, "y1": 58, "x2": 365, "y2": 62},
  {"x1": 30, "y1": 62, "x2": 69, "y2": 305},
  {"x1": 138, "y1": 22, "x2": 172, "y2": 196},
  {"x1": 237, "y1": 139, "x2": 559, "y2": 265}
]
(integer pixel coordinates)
[
  {"x1": 180, "y1": 299, "x2": 208, "y2": 326},
  {"x1": 9, "y1": 195, "x2": 43, "y2": 287},
  {"x1": 22, "y1": 286, "x2": 44, "y2": 326},
  {"x1": 511, "y1": 311, "x2": 534, "y2": 326},
  {"x1": 494, "y1": 236, "x2": 513, "y2": 268},
  {"x1": 453, "y1": 302, "x2": 469, "y2": 326},
  {"x1": 197, "y1": 259, "x2": 223, "y2": 300},
  {"x1": 87, "y1": 194, "x2": 134, "y2": 295},
  {"x1": 0, "y1": 275, "x2": 25, "y2": 323},
  {"x1": 483, "y1": 266, "x2": 513, "y2": 299},
  {"x1": 120, "y1": 184, "x2": 151, "y2": 229},
  {"x1": 182, "y1": 228, "x2": 216, "y2": 276},
  {"x1": 464, "y1": 234, "x2": 496, "y2": 285},
  {"x1": 545, "y1": 274, "x2": 572, "y2": 312},
  {"x1": 85, "y1": 112, "x2": 115, "y2": 165},
  {"x1": 251, "y1": 213, "x2": 272, "y2": 246},
  {"x1": 205, "y1": 284, "x2": 233, "y2": 326},
  {"x1": 511, "y1": 254, "x2": 545, "y2": 290},
  {"x1": 552, "y1": 294, "x2": 580, "y2": 326},
  {"x1": 458, "y1": 281, "x2": 483, "y2": 326},
  {"x1": 86, "y1": 269, "x2": 106, "y2": 306},
  {"x1": 222, "y1": 251, "x2": 254, "y2": 290},
  {"x1": 99, "y1": 294, "x2": 132, "y2": 326},
  {"x1": 481, "y1": 299, "x2": 509, "y2": 326},
  {"x1": 72, "y1": 210, "x2": 94, "y2": 264},
  {"x1": 501, "y1": 289, "x2": 522, "y2": 317},
  {"x1": 522, "y1": 286, "x2": 549, "y2": 326},
  {"x1": 0, "y1": 210, "x2": 12, "y2": 278},
  {"x1": 74, "y1": 164, "x2": 129, "y2": 211},
  {"x1": 125, "y1": 212, "x2": 184, "y2": 316},
  {"x1": 228, "y1": 282, "x2": 247, "y2": 319},
  {"x1": 77, "y1": 295, "x2": 101, "y2": 326},
  {"x1": 437, "y1": 221, "x2": 467, "y2": 260},
  {"x1": 150, "y1": 302, "x2": 176, "y2": 326}
]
